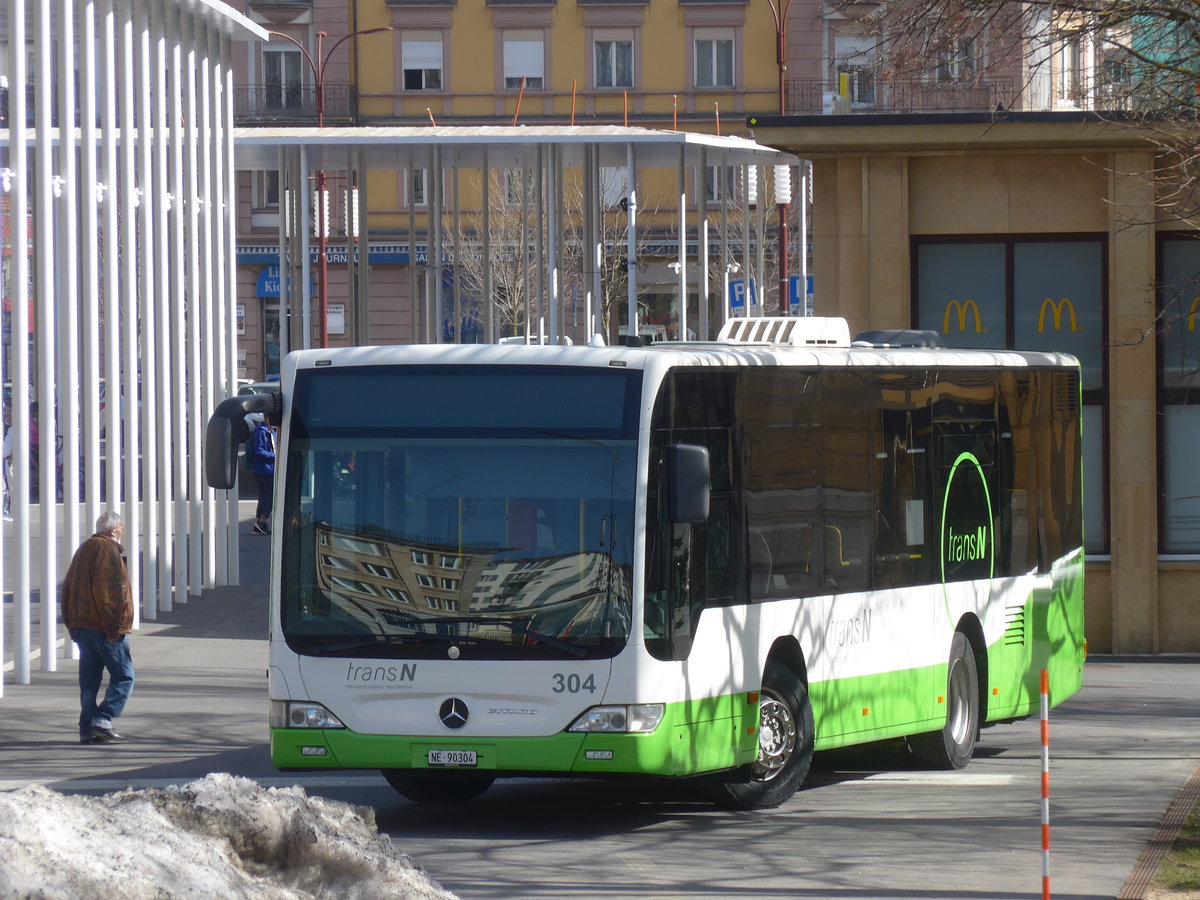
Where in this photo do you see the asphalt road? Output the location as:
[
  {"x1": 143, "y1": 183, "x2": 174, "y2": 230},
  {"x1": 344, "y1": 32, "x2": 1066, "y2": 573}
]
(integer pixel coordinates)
[
  {"x1": 2, "y1": 515, "x2": 1196, "y2": 900},
  {"x1": 314, "y1": 657, "x2": 1199, "y2": 900}
]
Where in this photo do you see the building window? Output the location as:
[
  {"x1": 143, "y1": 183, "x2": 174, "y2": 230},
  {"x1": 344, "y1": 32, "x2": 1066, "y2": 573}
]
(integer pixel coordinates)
[
  {"x1": 263, "y1": 47, "x2": 303, "y2": 111},
  {"x1": 913, "y1": 236, "x2": 1108, "y2": 553},
  {"x1": 384, "y1": 587, "x2": 411, "y2": 604},
  {"x1": 594, "y1": 32, "x2": 633, "y2": 89},
  {"x1": 1056, "y1": 31, "x2": 1082, "y2": 102},
  {"x1": 402, "y1": 33, "x2": 443, "y2": 91},
  {"x1": 834, "y1": 35, "x2": 876, "y2": 106},
  {"x1": 937, "y1": 37, "x2": 978, "y2": 83},
  {"x1": 703, "y1": 165, "x2": 737, "y2": 204},
  {"x1": 504, "y1": 32, "x2": 544, "y2": 90},
  {"x1": 694, "y1": 29, "x2": 734, "y2": 89},
  {"x1": 503, "y1": 168, "x2": 530, "y2": 206},
  {"x1": 1159, "y1": 235, "x2": 1200, "y2": 552},
  {"x1": 264, "y1": 171, "x2": 280, "y2": 207},
  {"x1": 600, "y1": 167, "x2": 629, "y2": 209},
  {"x1": 407, "y1": 169, "x2": 427, "y2": 208}
]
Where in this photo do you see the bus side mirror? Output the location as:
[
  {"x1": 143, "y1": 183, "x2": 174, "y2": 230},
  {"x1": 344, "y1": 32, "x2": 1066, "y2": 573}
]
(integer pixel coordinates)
[
  {"x1": 669, "y1": 444, "x2": 710, "y2": 523},
  {"x1": 205, "y1": 393, "x2": 274, "y2": 490}
]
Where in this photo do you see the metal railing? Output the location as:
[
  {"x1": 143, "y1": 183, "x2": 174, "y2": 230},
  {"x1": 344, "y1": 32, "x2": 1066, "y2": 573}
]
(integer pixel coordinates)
[
  {"x1": 784, "y1": 77, "x2": 1018, "y2": 115},
  {"x1": 232, "y1": 83, "x2": 356, "y2": 125}
]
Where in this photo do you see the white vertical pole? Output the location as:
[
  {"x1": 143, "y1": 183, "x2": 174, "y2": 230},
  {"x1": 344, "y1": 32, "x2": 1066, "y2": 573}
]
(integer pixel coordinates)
[
  {"x1": 534, "y1": 146, "x2": 543, "y2": 342},
  {"x1": 299, "y1": 144, "x2": 311, "y2": 350},
  {"x1": 153, "y1": 0, "x2": 172, "y2": 614},
  {"x1": 35, "y1": 0, "x2": 59, "y2": 668},
  {"x1": 57, "y1": 0, "x2": 83, "y2": 583},
  {"x1": 676, "y1": 146, "x2": 686, "y2": 341},
  {"x1": 81, "y1": 0, "x2": 103, "y2": 547},
  {"x1": 184, "y1": 11, "x2": 203, "y2": 597},
  {"x1": 721, "y1": 156, "x2": 730, "y2": 328},
  {"x1": 119, "y1": 0, "x2": 141, "y2": 625},
  {"x1": 136, "y1": 0, "x2": 159, "y2": 621},
  {"x1": 198, "y1": 18, "x2": 216, "y2": 585},
  {"x1": 481, "y1": 148, "x2": 491, "y2": 343},
  {"x1": 9, "y1": 0, "x2": 32, "y2": 685},
  {"x1": 625, "y1": 143, "x2": 637, "y2": 339},
  {"x1": 742, "y1": 164, "x2": 753, "y2": 316},
  {"x1": 168, "y1": 2, "x2": 188, "y2": 603},
  {"x1": 209, "y1": 23, "x2": 229, "y2": 584},
  {"x1": 277, "y1": 147, "x2": 288, "y2": 359},
  {"x1": 101, "y1": 0, "x2": 121, "y2": 535},
  {"x1": 799, "y1": 160, "x2": 809, "y2": 315},
  {"x1": 547, "y1": 147, "x2": 559, "y2": 344},
  {"x1": 222, "y1": 33, "x2": 240, "y2": 584},
  {"x1": 591, "y1": 147, "x2": 602, "y2": 341}
]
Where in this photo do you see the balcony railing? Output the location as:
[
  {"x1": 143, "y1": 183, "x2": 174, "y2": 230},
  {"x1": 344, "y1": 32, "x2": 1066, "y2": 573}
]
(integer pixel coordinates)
[
  {"x1": 233, "y1": 84, "x2": 356, "y2": 125},
  {"x1": 784, "y1": 77, "x2": 1018, "y2": 115}
]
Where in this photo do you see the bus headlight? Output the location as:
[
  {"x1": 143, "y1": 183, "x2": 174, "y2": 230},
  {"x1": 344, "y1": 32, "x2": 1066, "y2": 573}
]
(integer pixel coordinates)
[
  {"x1": 568, "y1": 704, "x2": 664, "y2": 734},
  {"x1": 270, "y1": 700, "x2": 346, "y2": 730}
]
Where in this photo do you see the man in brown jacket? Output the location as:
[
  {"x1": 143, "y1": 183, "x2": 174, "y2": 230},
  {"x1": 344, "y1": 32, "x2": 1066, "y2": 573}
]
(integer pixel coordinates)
[{"x1": 61, "y1": 511, "x2": 135, "y2": 744}]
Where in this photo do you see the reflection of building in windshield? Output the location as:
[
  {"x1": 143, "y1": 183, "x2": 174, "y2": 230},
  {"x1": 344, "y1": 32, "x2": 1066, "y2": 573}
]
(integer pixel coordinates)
[{"x1": 312, "y1": 523, "x2": 630, "y2": 640}]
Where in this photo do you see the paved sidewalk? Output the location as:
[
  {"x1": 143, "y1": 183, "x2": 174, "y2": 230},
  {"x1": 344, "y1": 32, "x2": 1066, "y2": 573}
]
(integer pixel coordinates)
[{"x1": 0, "y1": 499, "x2": 280, "y2": 792}]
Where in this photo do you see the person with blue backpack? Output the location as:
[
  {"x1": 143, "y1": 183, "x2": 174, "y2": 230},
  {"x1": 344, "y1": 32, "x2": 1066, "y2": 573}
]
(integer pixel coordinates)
[{"x1": 248, "y1": 412, "x2": 277, "y2": 535}]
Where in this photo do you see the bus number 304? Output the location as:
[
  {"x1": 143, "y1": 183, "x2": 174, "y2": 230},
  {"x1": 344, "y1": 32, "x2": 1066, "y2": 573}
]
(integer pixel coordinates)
[{"x1": 552, "y1": 674, "x2": 597, "y2": 694}]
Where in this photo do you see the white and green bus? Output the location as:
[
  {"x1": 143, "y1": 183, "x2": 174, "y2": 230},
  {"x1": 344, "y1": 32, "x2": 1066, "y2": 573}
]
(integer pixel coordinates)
[{"x1": 207, "y1": 316, "x2": 1085, "y2": 809}]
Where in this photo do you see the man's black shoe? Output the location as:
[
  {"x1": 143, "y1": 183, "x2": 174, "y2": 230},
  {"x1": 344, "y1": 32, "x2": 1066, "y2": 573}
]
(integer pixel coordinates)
[
  {"x1": 79, "y1": 734, "x2": 97, "y2": 744},
  {"x1": 89, "y1": 725, "x2": 125, "y2": 743}
]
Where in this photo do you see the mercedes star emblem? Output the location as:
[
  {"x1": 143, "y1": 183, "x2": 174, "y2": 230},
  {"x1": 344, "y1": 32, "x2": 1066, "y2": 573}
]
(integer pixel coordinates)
[{"x1": 439, "y1": 697, "x2": 469, "y2": 729}]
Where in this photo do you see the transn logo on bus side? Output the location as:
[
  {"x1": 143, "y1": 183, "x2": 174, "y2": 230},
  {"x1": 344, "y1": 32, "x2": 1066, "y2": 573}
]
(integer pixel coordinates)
[{"x1": 946, "y1": 526, "x2": 988, "y2": 563}]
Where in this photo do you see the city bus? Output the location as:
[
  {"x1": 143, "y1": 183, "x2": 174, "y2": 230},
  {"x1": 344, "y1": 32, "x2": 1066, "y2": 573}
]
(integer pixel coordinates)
[{"x1": 206, "y1": 316, "x2": 1085, "y2": 809}]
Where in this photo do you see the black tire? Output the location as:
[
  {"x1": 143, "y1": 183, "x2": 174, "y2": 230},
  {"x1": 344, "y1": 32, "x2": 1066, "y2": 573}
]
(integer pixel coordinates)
[
  {"x1": 909, "y1": 631, "x2": 980, "y2": 769},
  {"x1": 381, "y1": 770, "x2": 496, "y2": 804},
  {"x1": 712, "y1": 659, "x2": 814, "y2": 810}
]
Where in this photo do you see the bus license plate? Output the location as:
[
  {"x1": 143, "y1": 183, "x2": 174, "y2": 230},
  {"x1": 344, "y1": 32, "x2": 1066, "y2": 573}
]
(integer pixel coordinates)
[{"x1": 427, "y1": 750, "x2": 477, "y2": 767}]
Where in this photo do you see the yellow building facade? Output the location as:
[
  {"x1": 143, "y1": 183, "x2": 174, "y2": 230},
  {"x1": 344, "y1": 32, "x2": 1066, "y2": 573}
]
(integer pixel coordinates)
[{"x1": 232, "y1": 0, "x2": 794, "y2": 374}]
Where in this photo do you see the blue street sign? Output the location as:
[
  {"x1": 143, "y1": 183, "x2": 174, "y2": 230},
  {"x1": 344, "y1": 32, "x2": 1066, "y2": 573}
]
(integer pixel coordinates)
[{"x1": 729, "y1": 278, "x2": 757, "y2": 310}]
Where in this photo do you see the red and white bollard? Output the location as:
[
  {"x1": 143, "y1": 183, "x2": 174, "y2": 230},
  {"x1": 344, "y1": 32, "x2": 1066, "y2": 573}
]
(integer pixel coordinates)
[{"x1": 1041, "y1": 668, "x2": 1051, "y2": 900}]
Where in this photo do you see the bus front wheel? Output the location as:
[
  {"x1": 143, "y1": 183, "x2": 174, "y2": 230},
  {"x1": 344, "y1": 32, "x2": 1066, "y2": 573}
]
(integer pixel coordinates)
[
  {"x1": 908, "y1": 631, "x2": 979, "y2": 769},
  {"x1": 712, "y1": 659, "x2": 814, "y2": 810},
  {"x1": 382, "y1": 770, "x2": 496, "y2": 804}
]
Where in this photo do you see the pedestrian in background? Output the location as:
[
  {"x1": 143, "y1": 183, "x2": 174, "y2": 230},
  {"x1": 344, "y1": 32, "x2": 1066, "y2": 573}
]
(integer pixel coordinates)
[
  {"x1": 251, "y1": 411, "x2": 277, "y2": 535},
  {"x1": 61, "y1": 511, "x2": 134, "y2": 744}
]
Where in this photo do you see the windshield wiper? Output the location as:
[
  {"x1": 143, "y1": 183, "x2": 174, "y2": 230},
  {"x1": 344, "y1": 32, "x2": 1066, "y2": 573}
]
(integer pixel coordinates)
[{"x1": 432, "y1": 615, "x2": 589, "y2": 658}]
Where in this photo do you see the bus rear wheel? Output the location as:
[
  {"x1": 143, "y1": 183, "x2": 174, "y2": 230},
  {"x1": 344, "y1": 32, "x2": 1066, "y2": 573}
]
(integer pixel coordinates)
[
  {"x1": 909, "y1": 631, "x2": 979, "y2": 769},
  {"x1": 712, "y1": 659, "x2": 814, "y2": 810},
  {"x1": 382, "y1": 770, "x2": 496, "y2": 804}
]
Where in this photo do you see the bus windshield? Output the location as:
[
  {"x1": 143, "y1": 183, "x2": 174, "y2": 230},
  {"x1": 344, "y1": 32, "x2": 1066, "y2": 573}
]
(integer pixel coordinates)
[{"x1": 279, "y1": 364, "x2": 641, "y2": 661}]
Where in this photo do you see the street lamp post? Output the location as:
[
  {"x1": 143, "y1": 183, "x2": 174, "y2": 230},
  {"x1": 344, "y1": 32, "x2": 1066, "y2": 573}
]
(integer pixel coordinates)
[
  {"x1": 267, "y1": 27, "x2": 393, "y2": 348},
  {"x1": 765, "y1": 0, "x2": 794, "y2": 115}
]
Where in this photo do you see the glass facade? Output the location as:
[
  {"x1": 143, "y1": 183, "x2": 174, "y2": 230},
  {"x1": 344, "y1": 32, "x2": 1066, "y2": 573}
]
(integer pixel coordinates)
[{"x1": 914, "y1": 236, "x2": 1106, "y2": 552}]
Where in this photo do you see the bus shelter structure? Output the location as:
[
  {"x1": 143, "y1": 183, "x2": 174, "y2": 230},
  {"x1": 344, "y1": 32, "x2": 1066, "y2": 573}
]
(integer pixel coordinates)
[
  {"x1": 233, "y1": 125, "x2": 801, "y2": 349},
  {"x1": 0, "y1": 0, "x2": 266, "y2": 695}
]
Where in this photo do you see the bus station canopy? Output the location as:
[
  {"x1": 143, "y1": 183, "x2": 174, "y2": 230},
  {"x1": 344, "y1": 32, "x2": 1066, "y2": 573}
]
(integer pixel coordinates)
[{"x1": 233, "y1": 124, "x2": 799, "y2": 171}]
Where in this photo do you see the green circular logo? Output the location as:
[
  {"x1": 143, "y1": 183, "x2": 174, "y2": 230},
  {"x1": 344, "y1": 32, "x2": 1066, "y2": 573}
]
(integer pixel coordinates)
[{"x1": 939, "y1": 451, "x2": 994, "y2": 585}]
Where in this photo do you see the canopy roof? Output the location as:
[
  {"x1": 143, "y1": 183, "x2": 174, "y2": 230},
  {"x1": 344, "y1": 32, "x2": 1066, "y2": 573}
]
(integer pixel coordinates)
[{"x1": 233, "y1": 125, "x2": 799, "y2": 171}]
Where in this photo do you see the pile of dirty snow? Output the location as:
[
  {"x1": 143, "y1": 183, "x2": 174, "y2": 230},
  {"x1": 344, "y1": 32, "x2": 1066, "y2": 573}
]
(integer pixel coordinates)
[{"x1": 0, "y1": 773, "x2": 457, "y2": 899}]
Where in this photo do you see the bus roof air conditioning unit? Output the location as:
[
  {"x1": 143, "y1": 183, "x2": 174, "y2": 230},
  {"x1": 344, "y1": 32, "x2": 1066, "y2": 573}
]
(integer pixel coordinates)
[{"x1": 717, "y1": 316, "x2": 851, "y2": 348}]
